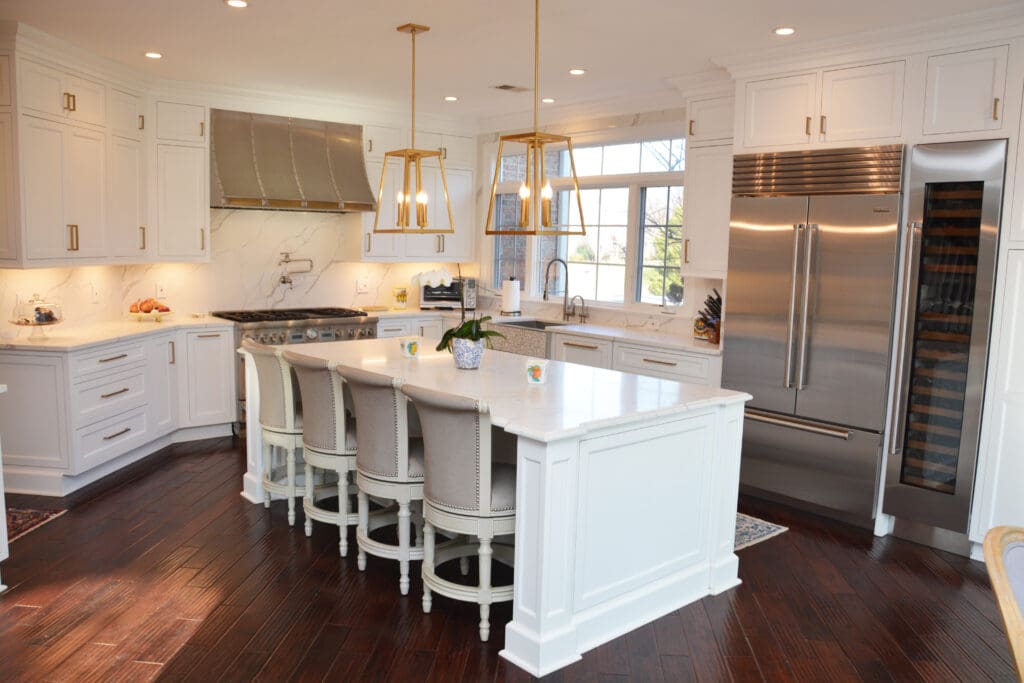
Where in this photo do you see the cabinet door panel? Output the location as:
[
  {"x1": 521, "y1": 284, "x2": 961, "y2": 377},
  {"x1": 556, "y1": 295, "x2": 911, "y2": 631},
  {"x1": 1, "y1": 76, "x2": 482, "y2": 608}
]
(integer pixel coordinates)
[
  {"x1": 19, "y1": 59, "x2": 65, "y2": 118},
  {"x1": 65, "y1": 126, "x2": 106, "y2": 257},
  {"x1": 923, "y1": 45, "x2": 1008, "y2": 135},
  {"x1": 156, "y1": 101, "x2": 206, "y2": 143},
  {"x1": 110, "y1": 89, "x2": 144, "y2": 140},
  {"x1": 820, "y1": 61, "x2": 904, "y2": 142},
  {"x1": 442, "y1": 134, "x2": 475, "y2": 169},
  {"x1": 363, "y1": 124, "x2": 401, "y2": 161},
  {"x1": 148, "y1": 334, "x2": 177, "y2": 437},
  {"x1": 0, "y1": 55, "x2": 11, "y2": 106},
  {"x1": 157, "y1": 145, "x2": 207, "y2": 258},
  {"x1": 185, "y1": 331, "x2": 235, "y2": 426},
  {"x1": 681, "y1": 145, "x2": 732, "y2": 278},
  {"x1": 361, "y1": 161, "x2": 400, "y2": 258},
  {"x1": 0, "y1": 113, "x2": 16, "y2": 260},
  {"x1": 687, "y1": 96, "x2": 734, "y2": 145},
  {"x1": 22, "y1": 116, "x2": 69, "y2": 259},
  {"x1": 65, "y1": 75, "x2": 105, "y2": 127},
  {"x1": 743, "y1": 73, "x2": 817, "y2": 148},
  {"x1": 442, "y1": 169, "x2": 474, "y2": 260},
  {"x1": 109, "y1": 136, "x2": 145, "y2": 257},
  {"x1": 0, "y1": 355, "x2": 70, "y2": 469}
]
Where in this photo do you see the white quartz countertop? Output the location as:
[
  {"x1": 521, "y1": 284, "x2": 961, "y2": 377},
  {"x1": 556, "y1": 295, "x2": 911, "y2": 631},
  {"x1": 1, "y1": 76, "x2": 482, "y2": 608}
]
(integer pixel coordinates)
[
  {"x1": 285, "y1": 338, "x2": 748, "y2": 442},
  {"x1": 0, "y1": 316, "x2": 233, "y2": 352}
]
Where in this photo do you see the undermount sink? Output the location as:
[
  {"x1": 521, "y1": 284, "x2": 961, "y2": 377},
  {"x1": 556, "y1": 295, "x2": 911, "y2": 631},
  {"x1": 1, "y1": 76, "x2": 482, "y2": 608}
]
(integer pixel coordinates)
[{"x1": 497, "y1": 319, "x2": 567, "y2": 330}]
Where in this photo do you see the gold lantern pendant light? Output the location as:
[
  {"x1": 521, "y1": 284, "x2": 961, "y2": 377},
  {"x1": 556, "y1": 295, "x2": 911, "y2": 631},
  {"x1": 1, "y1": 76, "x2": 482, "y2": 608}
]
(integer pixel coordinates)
[
  {"x1": 373, "y1": 23, "x2": 454, "y2": 235},
  {"x1": 484, "y1": 0, "x2": 585, "y2": 236}
]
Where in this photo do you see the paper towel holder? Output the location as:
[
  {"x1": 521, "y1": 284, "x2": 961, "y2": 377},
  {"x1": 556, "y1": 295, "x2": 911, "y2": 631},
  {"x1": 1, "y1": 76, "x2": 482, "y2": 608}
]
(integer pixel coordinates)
[{"x1": 500, "y1": 277, "x2": 522, "y2": 317}]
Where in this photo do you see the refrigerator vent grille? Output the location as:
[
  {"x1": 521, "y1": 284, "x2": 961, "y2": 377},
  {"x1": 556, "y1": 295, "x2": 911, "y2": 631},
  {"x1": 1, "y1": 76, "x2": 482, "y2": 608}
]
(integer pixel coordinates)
[{"x1": 733, "y1": 145, "x2": 903, "y2": 196}]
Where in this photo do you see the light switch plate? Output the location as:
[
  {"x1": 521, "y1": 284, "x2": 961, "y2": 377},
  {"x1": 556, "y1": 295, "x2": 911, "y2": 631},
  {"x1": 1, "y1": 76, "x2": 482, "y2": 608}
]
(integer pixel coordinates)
[
  {"x1": 356, "y1": 276, "x2": 369, "y2": 294},
  {"x1": 156, "y1": 282, "x2": 168, "y2": 299}
]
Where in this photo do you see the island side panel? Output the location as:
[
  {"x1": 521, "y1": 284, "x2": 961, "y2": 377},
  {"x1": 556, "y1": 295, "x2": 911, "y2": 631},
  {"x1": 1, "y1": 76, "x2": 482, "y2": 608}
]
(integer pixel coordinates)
[{"x1": 708, "y1": 401, "x2": 745, "y2": 594}]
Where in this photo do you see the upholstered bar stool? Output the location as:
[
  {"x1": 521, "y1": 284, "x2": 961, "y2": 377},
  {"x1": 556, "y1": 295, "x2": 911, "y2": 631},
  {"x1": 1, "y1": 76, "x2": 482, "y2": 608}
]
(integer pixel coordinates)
[
  {"x1": 242, "y1": 339, "x2": 305, "y2": 526},
  {"x1": 336, "y1": 365, "x2": 425, "y2": 595},
  {"x1": 401, "y1": 384, "x2": 517, "y2": 641},
  {"x1": 282, "y1": 350, "x2": 358, "y2": 556}
]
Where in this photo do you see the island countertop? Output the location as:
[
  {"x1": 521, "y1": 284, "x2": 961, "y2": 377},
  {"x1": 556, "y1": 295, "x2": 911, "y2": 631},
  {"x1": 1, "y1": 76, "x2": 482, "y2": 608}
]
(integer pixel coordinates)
[{"x1": 284, "y1": 337, "x2": 749, "y2": 443}]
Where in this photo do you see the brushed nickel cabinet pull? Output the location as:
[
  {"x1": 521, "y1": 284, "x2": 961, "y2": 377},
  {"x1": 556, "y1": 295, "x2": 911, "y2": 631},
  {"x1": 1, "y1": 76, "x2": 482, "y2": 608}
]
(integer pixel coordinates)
[
  {"x1": 820, "y1": 115, "x2": 827, "y2": 135},
  {"x1": 365, "y1": 234, "x2": 371, "y2": 253},
  {"x1": 139, "y1": 226, "x2": 146, "y2": 250},
  {"x1": 138, "y1": 114, "x2": 145, "y2": 130},
  {"x1": 642, "y1": 358, "x2": 678, "y2": 367},
  {"x1": 199, "y1": 121, "x2": 205, "y2": 137},
  {"x1": 100, "y1": 387, "x2": 130, "y2": 399},
  {"x1": 98, "y1": 353, "x2": 128, "y2": 363},
  {"x1": 103, "y1": 427, "x2": 132, "y2": 441},
  {"x1": 993, "y1": 97, "x2": 1000, "y2": 121},
  {"x1": 804, "y1": 116, "x2": 811, "y2": 136},
  {"x1": 367, "y1": 139, "x2": 373, "y2": 153},
  {"x1": 197, "y1": 333, "x2": 222, "y2": 339},
  {"x1": 684, "y1": 238, "x2": 690, "y2": 264},
  {"x1": 564, "y1": 341, "x2": 599, "y2": 350},
  {"x1": 688, "y1": 119, "x2": 695, "y2": 136},
  {"x1": 169, "y1": 340, "x2": 176, "y2": 364}
]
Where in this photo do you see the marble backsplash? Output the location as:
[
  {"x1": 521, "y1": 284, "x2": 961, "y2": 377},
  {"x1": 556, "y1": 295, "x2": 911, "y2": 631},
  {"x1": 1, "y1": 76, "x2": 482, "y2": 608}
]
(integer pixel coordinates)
[{"x1": 0, "y1": 209, "x2": 463, "y2": 339}]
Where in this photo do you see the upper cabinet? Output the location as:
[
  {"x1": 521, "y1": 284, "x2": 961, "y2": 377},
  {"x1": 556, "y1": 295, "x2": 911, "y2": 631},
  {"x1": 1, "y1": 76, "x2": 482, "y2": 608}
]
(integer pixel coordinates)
[
  {"x1": 741, "y1": 63, "x2": 905, "y2": 149},
  {"x1": 742, "y1": 73, "x2": 818, "y2": 148},
  {"x1": 923, "y1": 45, "x2": 1008, "y2": 136},
  {"x1": 363, "y1": 124, "x2": 401, "y2": 162},
  {"x1": 820, "y1": 61, "x2": 904, "y2": 142},
  {"x1": 686, "y1": 96, "x2": 734, "y2": 147},
  {"x1": 415, "y1": 130, "x2": 475, "y2": 169},
  {"x1": 109, "y1": 89, "x2": 145, "y2": 141},
  {"x1": 155, "y1": 101, "x2": 206, "y2": 144},
  {"x1": 681, "y1": 145, "x2": 732, "y2": 279},
  {"x1": 19, "y1": 59, "x2": 105, "y2": 128},
  {"x1": 156, "y1": 144, "x2": 208, "y2": 260}
]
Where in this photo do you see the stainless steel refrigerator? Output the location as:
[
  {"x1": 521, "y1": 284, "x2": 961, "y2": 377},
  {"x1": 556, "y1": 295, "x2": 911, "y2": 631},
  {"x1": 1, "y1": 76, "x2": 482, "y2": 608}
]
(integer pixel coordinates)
[{"x1": 722, "y1": 145, "x2": 904, "y2": 520}]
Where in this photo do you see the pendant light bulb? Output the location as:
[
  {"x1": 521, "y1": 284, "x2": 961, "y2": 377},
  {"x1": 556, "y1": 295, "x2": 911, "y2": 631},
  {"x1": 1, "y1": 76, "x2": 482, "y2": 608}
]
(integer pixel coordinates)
[
  {"x1": 540, "y1": 181, "x2": 553, "y2": 227},
  {"x1": 518, "y1": 182, "x2": 532, "y2": 227}
]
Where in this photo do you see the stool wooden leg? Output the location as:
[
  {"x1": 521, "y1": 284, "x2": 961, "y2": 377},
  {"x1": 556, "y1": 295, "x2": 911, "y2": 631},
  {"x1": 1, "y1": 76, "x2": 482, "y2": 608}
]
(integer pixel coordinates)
[
  {"x1": 413, "y1": 501, "x2": 424, "y2": 548},
  {"x1": 338, "y1": 473, "x2": 348, "y2": 557},
  {"x1": 286, "y1": 448, "x2": 296, "y2": 526},
  {"x1": 422, "y1": 521, "x2": 435, "y2": 614},
  {"x1": 262, "y1": 441, "x2": 272, "y2": 508},
  {"x1": 357, "y1": 489, "x2": 368, "y2": 571},
  {"x1": 398, "y1": 500, "x2": 411, "y2": 595},
  {"x1": 304, "y1": 462, "x2": 314, "y2": 536},
  {"x1": 479, "y1": 536, "x2": 493, "y2": 641}
]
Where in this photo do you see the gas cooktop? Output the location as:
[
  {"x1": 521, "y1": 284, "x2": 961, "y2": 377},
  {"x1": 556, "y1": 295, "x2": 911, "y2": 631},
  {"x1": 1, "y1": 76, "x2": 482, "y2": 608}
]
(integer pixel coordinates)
[{"x1": 211, "y1": 307, "x2": 368, "y2": 324}]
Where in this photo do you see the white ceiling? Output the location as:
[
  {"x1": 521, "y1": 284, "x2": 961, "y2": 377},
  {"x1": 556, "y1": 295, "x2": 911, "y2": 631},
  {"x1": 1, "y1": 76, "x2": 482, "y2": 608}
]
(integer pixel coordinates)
[{"x1": 0, "y1": 0, "x2": 1017, "y2": 123}]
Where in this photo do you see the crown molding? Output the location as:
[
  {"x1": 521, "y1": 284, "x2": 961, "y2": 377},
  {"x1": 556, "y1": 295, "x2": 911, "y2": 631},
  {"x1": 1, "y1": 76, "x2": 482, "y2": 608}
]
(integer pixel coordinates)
[
  {"x1": 714, "y1": 3, "x2": 1024, "y2": 80},
  {"x1": 665, "y1": 67, "x2": 734, "y2": 100}
]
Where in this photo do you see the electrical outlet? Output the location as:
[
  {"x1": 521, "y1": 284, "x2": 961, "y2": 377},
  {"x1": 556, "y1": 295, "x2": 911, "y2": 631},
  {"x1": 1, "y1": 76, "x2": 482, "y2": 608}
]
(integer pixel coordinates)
[
  {"x1": 356, "y1": 276, "x2": 369, "y2": 294},
  {"x1": 91, "y1": 285, "x2": 100, "y2": 304},
  {"x1": 156, "y1": 282, "x2": 168, "y2": 299}
]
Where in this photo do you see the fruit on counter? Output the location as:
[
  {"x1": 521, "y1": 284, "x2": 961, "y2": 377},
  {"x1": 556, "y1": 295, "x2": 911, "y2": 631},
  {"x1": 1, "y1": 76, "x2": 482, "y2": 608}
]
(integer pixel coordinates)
[{"x1": 129, "y1": 298, "x2": 171, "y2": 314}]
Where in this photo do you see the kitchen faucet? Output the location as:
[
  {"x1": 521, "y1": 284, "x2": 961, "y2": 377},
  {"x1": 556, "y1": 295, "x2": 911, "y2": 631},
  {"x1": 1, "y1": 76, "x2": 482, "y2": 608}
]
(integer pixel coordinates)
[
  {"x1": 543, "y1": 258, "x2": 572, "y2": 321},
  {"x1": 567, "y1": 295, "x2": 588, "y2": 324}
]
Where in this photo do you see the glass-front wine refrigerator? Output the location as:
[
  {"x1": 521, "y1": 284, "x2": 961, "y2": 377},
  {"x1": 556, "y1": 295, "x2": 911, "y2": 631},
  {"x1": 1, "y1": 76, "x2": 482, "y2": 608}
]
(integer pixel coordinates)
[{"x1": 884, "y1": 140, "x2": 1006, "y2": 533}]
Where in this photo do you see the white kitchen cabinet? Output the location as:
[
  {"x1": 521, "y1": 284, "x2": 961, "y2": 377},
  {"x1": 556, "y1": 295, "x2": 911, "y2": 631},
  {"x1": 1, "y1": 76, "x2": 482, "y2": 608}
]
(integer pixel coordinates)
[
  {"x1": 686, "y1": 96, "x2": 734, "y2": 146},
  {"x1": 0, "y1": 113, "x2": 16, "y2": 261},
  {"x1": 548, "y1": 333, "x2": 613, "y2": 369},
  {"x1": 412, "y1": 317, "x2": 444, "y2": 340},
  {"x1": 108, "y1": 135, "x2": 146, "y2": 258},
  {"x1": 363, "y1": 124, "x2": 401, "y2": 161},
  {"x1": 156, "y1": 144, "x2": 208, "y2": 259},
  {"x1": 181, "y1": 329, "x2": 236, "y2": 427},
  {"x1": 0, "y1": 387, "x2": 7, "y2": 592},
  {"x1": 377, "y1": 319, "x2": 413, "y2": 337},
  {"x1": 109, "y1": 89, "x2": 145, "y2": 140},
  {"x1": 0, "y1": 55, "x2": 11, "y2": 106},
  {"x1": 923, "y1": 45, "x2": 1008, "y2": 135},
  {"x1": 19, "y1": 59, "x2": 106, "y2": 128},
  {"x1": 360, "y1": 161, "x2": 401, "y2": 259},
  {"x1": 21, "y1": 115, "x2": 105, "y2": 260},
  {"x1": 0, "y1": 354, "x2": 70, "y2": 471},
  {"x1": 156, "y1": 101, "x2": 206, "y2": 144},
  {"x1": 681, "y1": 144, "x2": 732, "y2": 279},
  {"x1": 415, "y1": 130, "x2": 474, "y2": 169},
  {"x1": 612, "y1": 344, "x2": 721, "y2": 386},
  {"x1": 742, "y1": 73, "x2": 817, "y2": 148},
  {"x1": 819, "y1": 61, "x2": 905, "y2": 142},
  {"x1": 147, "y1": 334, "x2": 178, "y2": 438}
]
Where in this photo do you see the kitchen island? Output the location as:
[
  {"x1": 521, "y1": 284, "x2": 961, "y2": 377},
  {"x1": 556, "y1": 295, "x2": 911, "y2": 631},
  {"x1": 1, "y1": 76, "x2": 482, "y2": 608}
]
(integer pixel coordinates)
[{"x1": 240, "y1": 338, "x2": 750, "y2": 676}]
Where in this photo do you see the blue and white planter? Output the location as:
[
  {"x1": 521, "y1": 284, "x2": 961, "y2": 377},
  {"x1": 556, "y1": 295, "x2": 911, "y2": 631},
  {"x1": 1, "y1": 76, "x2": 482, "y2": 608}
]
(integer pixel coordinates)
[{"x1": 452, "y1": 338, "x2": 485, "y2": 369}]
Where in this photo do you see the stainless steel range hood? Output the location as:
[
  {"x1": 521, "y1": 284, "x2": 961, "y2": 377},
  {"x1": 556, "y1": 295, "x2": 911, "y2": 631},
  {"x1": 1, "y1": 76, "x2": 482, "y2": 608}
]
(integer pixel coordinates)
[{"x1": 210, "y1": 109, "x2": 376, "y2": 212}]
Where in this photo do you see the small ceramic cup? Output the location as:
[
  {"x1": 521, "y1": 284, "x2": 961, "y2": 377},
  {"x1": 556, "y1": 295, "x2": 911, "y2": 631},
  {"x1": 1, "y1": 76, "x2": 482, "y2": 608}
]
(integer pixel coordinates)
[
  {"x1": 399, "y1": 339, "x2": 419, "y2": 358},
  {"x1": 526, "y1": 358, "x2": 548, "y2": 384}
]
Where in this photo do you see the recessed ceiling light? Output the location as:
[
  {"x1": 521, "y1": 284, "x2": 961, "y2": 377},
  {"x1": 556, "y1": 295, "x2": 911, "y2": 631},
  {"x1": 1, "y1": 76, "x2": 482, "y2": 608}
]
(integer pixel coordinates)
[
  {"x1": 541, "y1": 97, "x2": 555, "y2": 104},
  {"x1": 568, "y1": 68, "x2": 586, "y2": 76},
  {"x1": 773, "y1": 26, "x2": 796, "y2": 36},
  {"x1": 144, "y1": 52, "x2": 162, "y2": 59},
  {"x1": 225, "y1": 0, "x2": 248, "y2": 7},
  {"x1": 443, "y1": 96, "x2": 458, "y2": 102}
]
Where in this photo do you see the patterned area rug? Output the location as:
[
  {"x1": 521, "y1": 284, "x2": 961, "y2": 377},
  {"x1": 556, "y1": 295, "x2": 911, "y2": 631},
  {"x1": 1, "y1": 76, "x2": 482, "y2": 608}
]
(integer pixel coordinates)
[
  {"x1": 6, "y1": 507, "x2": 66, "y2": 543},
  {"x1": 735, "y1": 512, "x2": 788, "y2": 550}
]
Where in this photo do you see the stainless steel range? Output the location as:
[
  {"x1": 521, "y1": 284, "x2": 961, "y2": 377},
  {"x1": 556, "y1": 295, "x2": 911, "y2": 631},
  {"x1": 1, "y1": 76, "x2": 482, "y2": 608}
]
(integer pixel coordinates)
[{"x1": 211, "y1": 307, "x2": 379, "y2": 421}]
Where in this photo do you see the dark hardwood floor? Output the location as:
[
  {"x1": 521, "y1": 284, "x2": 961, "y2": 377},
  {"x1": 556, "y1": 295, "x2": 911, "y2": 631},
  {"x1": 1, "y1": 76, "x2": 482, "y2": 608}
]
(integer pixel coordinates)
[{"x1": 1, "y1": 436, "x2": 1018, "y2": 682}]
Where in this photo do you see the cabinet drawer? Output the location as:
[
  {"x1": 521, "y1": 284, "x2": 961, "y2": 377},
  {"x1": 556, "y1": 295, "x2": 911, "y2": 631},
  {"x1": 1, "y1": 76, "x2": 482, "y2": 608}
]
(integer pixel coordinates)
[
  {"x1": 71, "y1": 342, "x2": 146, "y2": 379},
  {"x1": 613, "y1": 344, "x2": 710, "y2": 384},
  {"x1": 378, "y1": 320, "x2": 412, "y2": 337},
  {"x1": 72, "y1": 405, "x2": 149, "y2": 474},
  {"x1": 549, "y1": 334, "x2": 613, "y2": 369},
  {"x1": 73, "y1": 367, "x2": 147, "y2": 427}
]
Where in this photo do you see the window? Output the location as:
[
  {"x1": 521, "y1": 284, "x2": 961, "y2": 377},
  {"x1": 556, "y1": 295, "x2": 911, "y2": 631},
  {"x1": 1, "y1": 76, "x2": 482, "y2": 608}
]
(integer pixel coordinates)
[{"x1": 490, "y1": 136, "x2": 685, "y2": 307}]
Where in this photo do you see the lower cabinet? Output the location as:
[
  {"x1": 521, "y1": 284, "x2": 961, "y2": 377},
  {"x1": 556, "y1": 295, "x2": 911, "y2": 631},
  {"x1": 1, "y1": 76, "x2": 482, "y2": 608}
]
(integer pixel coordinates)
[
  {"x1": 180, "y1": 328, "x2": 236, "y2": 427},
  {"x1": 377, "y1": 315, "x2": 443, "y2": 340},
  {"x1": 548, "y1": 333, "x2": 614, "y2": 369},
  {"x1": 549, "y1": 331, "x2": 722, "y2": 385}
]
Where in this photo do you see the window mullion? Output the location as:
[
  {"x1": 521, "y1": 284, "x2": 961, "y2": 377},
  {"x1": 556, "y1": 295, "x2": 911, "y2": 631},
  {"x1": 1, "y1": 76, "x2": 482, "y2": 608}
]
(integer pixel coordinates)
[{"x1": 624, "y1": 182, "x2": 642, "y2": 305}]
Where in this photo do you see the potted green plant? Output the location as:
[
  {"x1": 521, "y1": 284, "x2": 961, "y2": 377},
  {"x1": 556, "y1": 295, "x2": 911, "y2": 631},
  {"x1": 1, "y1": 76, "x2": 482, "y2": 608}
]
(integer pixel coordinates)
[{"x1": 436, "y1": 316, "x2": 503, "y2": 369}]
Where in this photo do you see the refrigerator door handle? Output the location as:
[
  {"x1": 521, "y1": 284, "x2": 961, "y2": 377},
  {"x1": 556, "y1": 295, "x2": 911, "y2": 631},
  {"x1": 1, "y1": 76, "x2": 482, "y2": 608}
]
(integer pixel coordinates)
[
  {"x1": 796, "y1": 223, "x2": 816, "y2": 390},
  {"x1": 891, "y1": 220, "x2": 922, "y2": 456},
  {"x1": 746, "y1": 408, "x2": 852, "y2": 440},
  {"x1": 784, "y1": 224, "x2": 804, "y2": 388}
]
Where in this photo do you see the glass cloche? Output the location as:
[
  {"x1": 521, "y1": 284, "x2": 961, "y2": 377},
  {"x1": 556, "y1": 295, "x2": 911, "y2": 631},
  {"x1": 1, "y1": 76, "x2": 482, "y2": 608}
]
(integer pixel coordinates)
[{"x1": 11, "y1": 293, "x2": 63, "y2": 339}]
